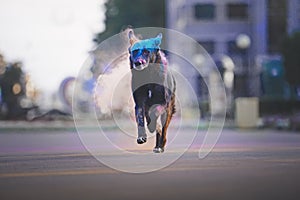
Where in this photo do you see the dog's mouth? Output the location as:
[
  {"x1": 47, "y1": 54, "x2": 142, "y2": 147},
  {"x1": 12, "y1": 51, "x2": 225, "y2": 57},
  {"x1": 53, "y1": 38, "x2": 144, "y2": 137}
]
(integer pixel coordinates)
[{"x1": 133, "y1": 58, "x2": 149, "y2": 71}]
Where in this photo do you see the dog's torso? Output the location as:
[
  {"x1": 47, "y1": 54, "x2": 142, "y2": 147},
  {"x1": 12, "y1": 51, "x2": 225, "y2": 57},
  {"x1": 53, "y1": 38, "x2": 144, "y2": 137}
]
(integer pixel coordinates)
[{"x1": 131, "y1": 56, "x2": 175, "y2": 108}]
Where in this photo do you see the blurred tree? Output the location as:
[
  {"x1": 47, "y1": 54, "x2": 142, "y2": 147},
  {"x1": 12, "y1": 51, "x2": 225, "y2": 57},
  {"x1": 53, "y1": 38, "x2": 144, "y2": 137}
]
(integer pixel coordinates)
[
  {"x1": 281, "y1": 32, "x2": 300, "y2": 86},
  {"x1": 94, "y1": 0, "x2": 165, "y2": 43},
  {"x1": 0, "y1": 62, "x2": 27, "y2": 119}
]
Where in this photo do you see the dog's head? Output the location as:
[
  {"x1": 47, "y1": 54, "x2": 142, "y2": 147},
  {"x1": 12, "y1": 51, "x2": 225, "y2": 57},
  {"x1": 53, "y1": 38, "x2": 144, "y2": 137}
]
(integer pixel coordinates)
[{"x1": 128, "y1": 31, "x2": 162, "y2": 71}]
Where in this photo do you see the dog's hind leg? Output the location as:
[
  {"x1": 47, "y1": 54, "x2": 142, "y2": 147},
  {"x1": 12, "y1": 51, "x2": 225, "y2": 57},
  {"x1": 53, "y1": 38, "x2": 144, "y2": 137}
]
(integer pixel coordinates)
[
  {"x1": 154, "y1": 101, "x2": 174, "y2": 152},
  {"x1": 161, "y1": 110, "x2": 172, "y2": 149}
]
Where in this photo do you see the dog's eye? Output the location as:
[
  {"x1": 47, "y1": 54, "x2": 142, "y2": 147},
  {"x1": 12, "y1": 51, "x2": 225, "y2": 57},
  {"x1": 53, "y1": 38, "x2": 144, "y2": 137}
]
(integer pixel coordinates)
[
  {"x1": 142, "y1": 49, "x2": 150, "y2": 56},
  {"x1": 131, "y1": 50, "x2": 139, "y2": 57}
]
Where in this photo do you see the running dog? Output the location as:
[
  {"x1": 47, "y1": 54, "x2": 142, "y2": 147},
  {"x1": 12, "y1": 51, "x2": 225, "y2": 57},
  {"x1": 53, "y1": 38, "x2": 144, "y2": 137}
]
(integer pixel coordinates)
[{"x1": 128, "y1": 30, "x2": 176, "y2": 153}]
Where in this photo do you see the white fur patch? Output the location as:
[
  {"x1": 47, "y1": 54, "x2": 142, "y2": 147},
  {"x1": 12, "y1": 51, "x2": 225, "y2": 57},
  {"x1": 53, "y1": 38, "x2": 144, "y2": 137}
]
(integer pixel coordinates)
[{"x1": 148, "y1": 89, "x2": 152, "y2": 98}]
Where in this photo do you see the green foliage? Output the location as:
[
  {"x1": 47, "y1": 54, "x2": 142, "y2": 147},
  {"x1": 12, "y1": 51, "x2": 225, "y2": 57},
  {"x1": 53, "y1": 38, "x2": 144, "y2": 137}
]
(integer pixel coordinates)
[
  {"x1": 94, "y1": 0, "x2": 165, "y2": 43},
  {"x1": 281, "y1": 32, "x2": 300, "y2": 85}
]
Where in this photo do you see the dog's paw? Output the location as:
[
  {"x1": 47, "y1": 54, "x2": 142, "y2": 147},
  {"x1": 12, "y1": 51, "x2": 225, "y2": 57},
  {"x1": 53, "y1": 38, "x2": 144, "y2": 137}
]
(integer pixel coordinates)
[
  {"x1": 137, "y1": 137, "x2": 147, "y2": 144},
  {"x1": 153, "y1": 147, "x2": 164, "y2": 153}
]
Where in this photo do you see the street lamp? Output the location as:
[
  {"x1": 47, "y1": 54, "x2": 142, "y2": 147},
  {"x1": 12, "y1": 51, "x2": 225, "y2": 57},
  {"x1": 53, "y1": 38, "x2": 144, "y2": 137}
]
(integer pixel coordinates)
[
  {"x1": 236, "y1": 34, "x2": 251, "y2": 49},
  {"x1": 236, "y1": 33, "x2": 251, "y2": 97}
]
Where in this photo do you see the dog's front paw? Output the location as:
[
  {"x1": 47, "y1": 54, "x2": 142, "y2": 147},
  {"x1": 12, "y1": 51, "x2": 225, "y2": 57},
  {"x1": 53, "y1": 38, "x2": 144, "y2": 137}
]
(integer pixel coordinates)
[
  {"x1": 137, "y1": 137, "x2": 147, "y2": 144},
  {"x1": 153, "y1": 147, "x2": 164, "y2": 153}
]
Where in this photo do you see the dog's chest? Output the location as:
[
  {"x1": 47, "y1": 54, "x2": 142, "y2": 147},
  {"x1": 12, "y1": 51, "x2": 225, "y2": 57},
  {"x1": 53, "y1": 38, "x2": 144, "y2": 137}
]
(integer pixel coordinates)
[{"x1": 131, "y1": 65, "x2": 165, "y2": 90}]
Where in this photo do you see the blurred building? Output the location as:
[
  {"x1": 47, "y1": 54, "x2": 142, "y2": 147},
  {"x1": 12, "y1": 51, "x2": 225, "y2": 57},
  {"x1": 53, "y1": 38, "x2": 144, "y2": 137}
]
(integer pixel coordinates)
[{"x1": 166, "y1": 0, "x2": 300, "y2": 99}]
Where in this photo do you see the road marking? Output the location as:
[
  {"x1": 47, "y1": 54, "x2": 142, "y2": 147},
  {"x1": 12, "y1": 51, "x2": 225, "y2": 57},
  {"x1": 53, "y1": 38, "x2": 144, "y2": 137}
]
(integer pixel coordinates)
[
  {"x1": 0, "y1": 152, "x2": 91, "y2": 159},
  {"x1": 0, "y1": 168, "x2": 119, "y2": 178},
  {"x1": 0, "y1": 164, "x2": 226, "y2": 178}
]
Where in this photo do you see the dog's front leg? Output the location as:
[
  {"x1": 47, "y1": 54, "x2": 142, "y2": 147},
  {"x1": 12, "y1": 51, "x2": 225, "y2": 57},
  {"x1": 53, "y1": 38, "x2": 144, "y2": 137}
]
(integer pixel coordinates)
[{"x1": 135, "y1": 105, "x2": 147, "y2": 144}]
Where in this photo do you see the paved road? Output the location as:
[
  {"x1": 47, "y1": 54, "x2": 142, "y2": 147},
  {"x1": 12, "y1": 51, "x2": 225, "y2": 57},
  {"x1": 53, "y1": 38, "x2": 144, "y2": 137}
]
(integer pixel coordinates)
[{"x1": 0, "y1": 125, "x2": 300, "y2": 200}]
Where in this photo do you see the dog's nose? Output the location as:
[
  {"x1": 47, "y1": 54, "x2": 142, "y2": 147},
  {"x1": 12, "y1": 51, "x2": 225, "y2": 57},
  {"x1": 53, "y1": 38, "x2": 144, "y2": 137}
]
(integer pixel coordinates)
[
  {"x1": 134, "y1": 61, "x2": 142, "y2": 66},
  {"x1": 134, "y1": 59, "x2": 146, "y2": 66}
]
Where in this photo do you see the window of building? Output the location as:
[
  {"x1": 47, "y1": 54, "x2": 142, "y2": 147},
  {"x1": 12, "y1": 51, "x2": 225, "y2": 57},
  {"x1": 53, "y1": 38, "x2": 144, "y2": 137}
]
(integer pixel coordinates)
[
  {"x1": 226, "y1": 3, "x2": 249, "y2": 20},
  {"x1": 194, "y1": 4, "x2": 215, "y2": 20},
  {"x1": 198, "y1": 41, "x2": 215, "y2": 55}
]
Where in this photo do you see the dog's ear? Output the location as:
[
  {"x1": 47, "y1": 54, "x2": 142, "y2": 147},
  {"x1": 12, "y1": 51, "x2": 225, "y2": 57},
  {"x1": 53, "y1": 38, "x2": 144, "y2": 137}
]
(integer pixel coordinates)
[{"x1": 128, "y1": 30, "x2": 138, "y2": 45}]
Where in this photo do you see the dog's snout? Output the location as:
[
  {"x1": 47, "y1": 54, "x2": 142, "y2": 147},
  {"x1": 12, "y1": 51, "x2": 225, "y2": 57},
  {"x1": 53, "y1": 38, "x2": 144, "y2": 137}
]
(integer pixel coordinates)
[
  {"x1": 134, "y1": 59, "x2": 146, "y2": 66},
  {"x1": 134, "y1": 61, "x2": 142, "y2": 67}
]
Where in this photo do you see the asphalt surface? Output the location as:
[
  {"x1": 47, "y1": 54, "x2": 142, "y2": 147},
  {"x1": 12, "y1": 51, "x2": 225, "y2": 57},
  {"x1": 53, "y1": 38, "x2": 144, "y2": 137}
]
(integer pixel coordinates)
[{"x1": 0, "y1": 123, "x2": 300, "y2": 200}]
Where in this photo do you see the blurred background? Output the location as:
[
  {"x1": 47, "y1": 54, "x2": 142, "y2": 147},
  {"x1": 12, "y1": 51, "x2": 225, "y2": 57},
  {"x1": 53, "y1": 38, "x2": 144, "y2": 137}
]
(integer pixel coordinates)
[
  {"x1": 0, "y1": 0, "x2": 104, "y2": 120},
  {"x1": 1, "y1": 0, "x2": 300, "y2": 130}
]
